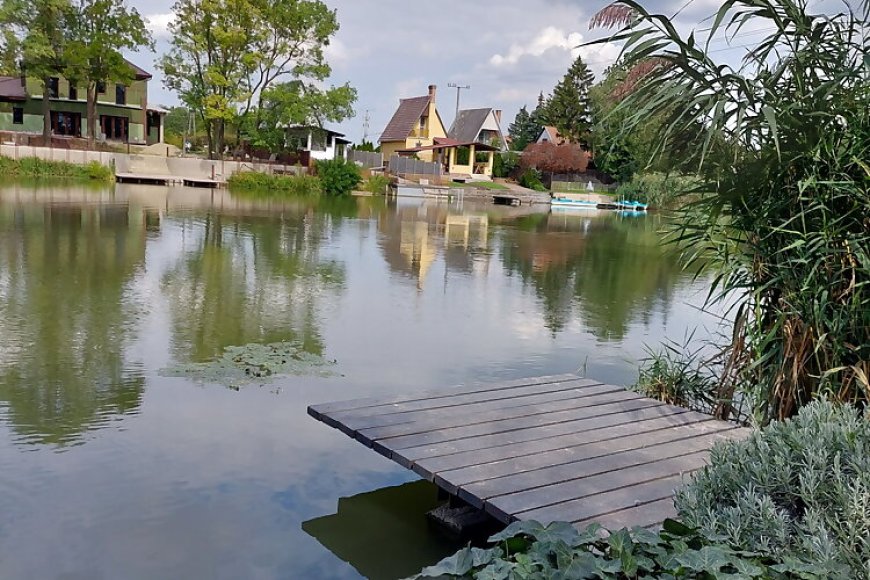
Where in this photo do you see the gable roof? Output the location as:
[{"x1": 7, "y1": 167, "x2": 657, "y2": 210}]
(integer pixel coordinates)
[
  {"x1": 380, "y1": 95, "x2": 431, "y2": 142},
  {"x1": 126, "y1": 59, "x2": 152, "y2": 81},
  {"x1": 448, "y1": 108, "x2": 492, "y2": 143},
  {"x1": 0, "y1": 76, "x2": 26, "y2": 101},
  {"x1": 539, "y1": 125, "x2": 567, "y2": 145}
]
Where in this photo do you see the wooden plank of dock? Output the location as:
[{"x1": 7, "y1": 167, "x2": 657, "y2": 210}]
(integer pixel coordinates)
[{"x1": 308, "y1": 374, "x2": 750, "y2": 530}]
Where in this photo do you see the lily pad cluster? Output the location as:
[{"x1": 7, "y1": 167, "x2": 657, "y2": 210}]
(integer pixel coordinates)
[
  {"x1": 161, "y1": 341, "x2": 337, "y2": 388},
  {"x1": 414, "y1": 519, "x2": 832, "y2": 579}
]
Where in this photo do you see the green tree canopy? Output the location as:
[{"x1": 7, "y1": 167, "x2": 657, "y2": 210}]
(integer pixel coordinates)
[
  {"x1": 507, "y1": 106, "x2": 541, "y2": 151},
  {"x1": 67, "y1": 0, "x2": 153, "y2": 147},
  {"x1": 160, "y1": 0, "x2": 351, "y2": 159},
  {"x1": 1, "y1": 0, "x2": 75, "y2": 140},
  {"x1": 544, "y1": 55, "x2": 595, "y2": 146}
]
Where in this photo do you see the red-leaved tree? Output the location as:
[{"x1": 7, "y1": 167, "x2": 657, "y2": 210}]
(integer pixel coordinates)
[{"x1": 520, "y1": 142, "x2": 590, "y2": 173}]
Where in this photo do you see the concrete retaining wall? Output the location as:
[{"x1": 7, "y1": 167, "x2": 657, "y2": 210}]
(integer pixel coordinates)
[{"x1": 0, "y1": 144, "x2": 306, "y2": 181}]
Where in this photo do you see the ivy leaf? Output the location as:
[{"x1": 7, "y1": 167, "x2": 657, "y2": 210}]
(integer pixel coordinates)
[
  {"x1": 474, "y1": 559, "x2": 515, "y2": 580},
  {"x1": 730, "y1": 559, "x2": 764, "y2": 577},
  {"x1": 489, "y1": 521, "x2": 547, "y2": 543},
  {"x1": 607, "y1": 529, "x2": 635, "y2": 557},
  {"x1": 471, "y1": 547, "x2": 497, "y2": 568},
  {"x1": 551, "y1": 551, "x2": 600, "y2": 580},
  {"x1": 417, "y1": 547, "x2": 474, "y2": 578},
  {"x1": 662, "y1": 519, "x2": 696, "y2": 537}
]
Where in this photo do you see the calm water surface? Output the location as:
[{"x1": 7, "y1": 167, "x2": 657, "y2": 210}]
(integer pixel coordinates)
[{"x1": 0, "y1": 183, "x2": 723, "y2": 579}]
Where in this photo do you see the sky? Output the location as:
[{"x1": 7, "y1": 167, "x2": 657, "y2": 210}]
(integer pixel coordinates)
[{"x1": 128, "y1": 0, "x2": 848, "y2": 143}]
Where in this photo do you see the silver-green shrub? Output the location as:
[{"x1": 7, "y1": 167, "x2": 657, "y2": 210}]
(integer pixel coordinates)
[{"x1": 676, "y1": 400, "x2": 870, "y2": 578}]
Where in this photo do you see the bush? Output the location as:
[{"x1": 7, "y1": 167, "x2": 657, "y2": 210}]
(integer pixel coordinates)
[
  {"x1": 615, "y1": 173, "x2": 697, "y2": 208},
  {"x1": 316, "y1": 158, "x2": 361, "y2": 197},
  {"x1": 227, "y1": 171, "x2": 321, "y2": 196},
  {"x1": 676, "y1": 400, "x2": 870, "y2": 578},
  {"x1": 519, "y1": 168, "x2": 546, "y2": 191},
  {"x1": 414, "y1": 519, "x2": 820, "y2": 579},
  {"x1": 493, "y1": 151, "x2": 520, "y2": 178},
  {"x1": 361, "y1": 174, "x2": 391, "y2": 195}
]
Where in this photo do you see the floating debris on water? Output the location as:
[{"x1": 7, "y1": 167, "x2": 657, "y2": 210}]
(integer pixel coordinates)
[{"x1": 160, "y1": 341, "x2": 338, "y2": 388}]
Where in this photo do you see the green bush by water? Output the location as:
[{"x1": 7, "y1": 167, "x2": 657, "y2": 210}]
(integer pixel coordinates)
[
  {"x1": 614, "y1": 173, "x2": 697, "y2": 208},
  {"x1": 519, "y1": 168, "x2": 546, "y2": 191},
  {"x1": 316, "y1": 158, "x2": 361, "y2": 197},
  {"x1": 361, "y1": 174, "x2": 391, "y2": 195},
  {"x1": 676, "y1": 400, "x2": 870, "y2": 578},
  {"x1": 0, "y1": 156, "x2": 113, "y2": 181},
  {"x1": 413, "y1": 518, "x2": 824, "y2": 579},
  {"x1": 227, "y1": 171, "x2": 322, "y2": 196}
]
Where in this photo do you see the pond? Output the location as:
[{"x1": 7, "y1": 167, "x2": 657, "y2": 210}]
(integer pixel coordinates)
[{"x1": 0, "y1": 183, "x2": 724, "y2": 579}]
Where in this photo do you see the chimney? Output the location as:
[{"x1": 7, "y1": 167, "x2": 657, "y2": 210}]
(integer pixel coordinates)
[
  {"x1": 428, "y1": 84, "x2": 437, "y2": 100},
  {"x1": 494, "y1": 109, "x2": 502, "y2": 125}
]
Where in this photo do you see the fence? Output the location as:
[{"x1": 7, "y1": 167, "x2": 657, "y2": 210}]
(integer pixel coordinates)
[
  {"x1": 349, "y1": 149, "x2": 383, "y2": 169},
  {"x1": 388, "y1": 155, "x2": 441, "y2": 177}
]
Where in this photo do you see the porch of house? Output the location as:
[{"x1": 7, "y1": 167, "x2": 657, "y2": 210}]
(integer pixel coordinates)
[{"x1": 398, "y1": 138, "x2": 500, "y2": 181}]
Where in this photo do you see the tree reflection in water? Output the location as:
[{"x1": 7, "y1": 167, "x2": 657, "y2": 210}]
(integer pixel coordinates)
[{"x1": 0, "y1": 203, "x2": 148, "y2": 446}]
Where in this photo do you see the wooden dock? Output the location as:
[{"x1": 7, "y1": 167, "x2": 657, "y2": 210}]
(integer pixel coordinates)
[
  {"x1": 308, "y1": 374, "x2": 750, "y2": 530},
  {"x1": 115, "y1": 173, "x2": 224, "y2": 188}
]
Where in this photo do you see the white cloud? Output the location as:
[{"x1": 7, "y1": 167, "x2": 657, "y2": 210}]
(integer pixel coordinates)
[
  {"x1": 490, "y1": 27, "x2": 585, "y2": 67},
  {"x1": 145, "y1": 13, "x2": 174, "y2": 39}
]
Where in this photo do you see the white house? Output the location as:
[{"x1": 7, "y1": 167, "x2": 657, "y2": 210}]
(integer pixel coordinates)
[{"x1": 285, "y1": 126, "x2": 351, "y2": 161}]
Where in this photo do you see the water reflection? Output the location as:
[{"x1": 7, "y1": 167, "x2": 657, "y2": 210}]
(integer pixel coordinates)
[
  {"x1": 0, "y1": 200, "x2": 146, "y2": 446},
  {"x1": 501, "y1": 211, "x2": 684, "y2": 339},
  {"x1": 162, "y1": 209, "x2": 346, "y2": 362},
  {"x1": 0, "y1": 183, "x2": 716, "y2": 579},
  {"x1": 303, "y1": 481, "x2": 464, "y2": 580}
]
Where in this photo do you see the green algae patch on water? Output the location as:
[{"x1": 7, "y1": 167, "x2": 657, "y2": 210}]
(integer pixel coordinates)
[{"x1": 160, "y1": 341, "x2": 338, "y2": 389}]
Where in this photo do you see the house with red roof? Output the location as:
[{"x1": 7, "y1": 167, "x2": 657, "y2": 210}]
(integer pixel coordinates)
[
  {"x1": 0, "y1": 59, "x2": 165, "y2": 145},
  {"x1": 378, "y1": 85, "x2": 447, "y2": 163}
]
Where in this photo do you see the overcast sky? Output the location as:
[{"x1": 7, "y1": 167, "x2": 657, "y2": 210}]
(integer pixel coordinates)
[{"x1": 128, "y1": 0, "x2": 847, "y2": 143}]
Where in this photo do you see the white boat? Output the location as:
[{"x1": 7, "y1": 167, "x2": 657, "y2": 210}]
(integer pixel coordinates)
[{"x1": 550, "y1": 197, "x2": 600, "y2": 210}]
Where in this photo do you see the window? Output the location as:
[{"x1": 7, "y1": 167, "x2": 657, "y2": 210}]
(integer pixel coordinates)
[
  {"x1": 115, "y1": 84, "x2": 126, "y2": 105},
  {"x1": 12, "y1": 107, "x2": 23, "y2": 125},
  {"x1": 47, "y1": 77, "x2": 59, "y2": 98},
  {"x1": 97, "y1": 81, "x2": 106, "y2": 94},
  {"x1": 68, "y1": 84, "x2": 78, "y2": 100}
]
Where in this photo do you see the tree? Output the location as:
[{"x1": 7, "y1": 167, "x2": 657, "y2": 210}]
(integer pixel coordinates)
[
  {"x1": 544, "y1": 55, "x2": 594, "y2": 146},
  {"x1": 590, "y1": 0, "x2": 869, "y2": 421},
  {"x1": 353, "y1": 140, "x2": 378, "y2": 153},
  {"x1": 1, "y1": 0, "x2": 74, "y2": 141},
  {"x1": 244, "y1": 79, "x2": 356, "y2": 153},
  {"x1": 160, "y1": 0, "x2": 344, "y2": 159},
  {"x1": 67, "y1": 0, "x2": 152, "y2": 147},
  {"x1": 507, "y1": 106, "x2": 541, "y2": 151},
  {"x1": 520, "y1": 141, "x2": 590, "y2": 174},
  {"x1": 0, "y1": 26, "x2": 21, "y2": 76}
]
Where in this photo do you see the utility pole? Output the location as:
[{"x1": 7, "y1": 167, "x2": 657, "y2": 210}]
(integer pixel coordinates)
[
  {"x1": 362, "y1": 109, "x2": 371, "y2": 142},
  {"x1": 447, "y1": 83, "x2": 471, "y2": 119}
]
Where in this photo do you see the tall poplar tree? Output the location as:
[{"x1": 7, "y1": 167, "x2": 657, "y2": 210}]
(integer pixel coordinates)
[{"x1": 545, "y1": 56, "x2": 595, "y2": 146}]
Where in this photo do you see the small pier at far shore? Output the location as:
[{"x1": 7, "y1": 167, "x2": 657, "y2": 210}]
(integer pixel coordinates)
[{"x1": 309, "y1": 374, "x2": 749, "y2": 530}]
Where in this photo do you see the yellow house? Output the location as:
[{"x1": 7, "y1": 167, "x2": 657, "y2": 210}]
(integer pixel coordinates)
[{"x1": 379, "y1": 85, "x2": 447, "y2": 163}]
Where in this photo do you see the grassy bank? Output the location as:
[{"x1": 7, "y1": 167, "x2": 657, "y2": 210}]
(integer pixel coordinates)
[
  {"x1": 0, "y1": 156, "x2": 113, "y2": 181},
  {"x1": 227, "y1": 171, "x2": 322, "y2": 197}
]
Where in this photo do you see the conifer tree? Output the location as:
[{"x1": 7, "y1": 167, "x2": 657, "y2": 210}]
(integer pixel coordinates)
[
  {"x1": 507, "y1": 105, "x2": 541, "y2": 151},
  {"x1": 545, "y1": 56, "x2": 594, "y2": 146}
]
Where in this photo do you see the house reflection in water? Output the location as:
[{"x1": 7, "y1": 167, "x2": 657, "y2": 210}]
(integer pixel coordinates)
[{"x1": 376, "y1": 197, "x2": 490, "y2": 291}]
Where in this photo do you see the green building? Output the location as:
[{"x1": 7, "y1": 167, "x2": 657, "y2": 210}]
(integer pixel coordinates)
[{"x1": 0, "y1": 60, "x2": 164, "y2": 145}]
